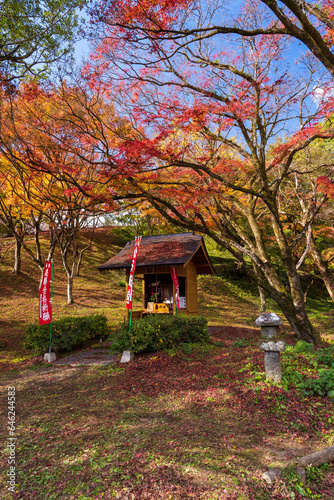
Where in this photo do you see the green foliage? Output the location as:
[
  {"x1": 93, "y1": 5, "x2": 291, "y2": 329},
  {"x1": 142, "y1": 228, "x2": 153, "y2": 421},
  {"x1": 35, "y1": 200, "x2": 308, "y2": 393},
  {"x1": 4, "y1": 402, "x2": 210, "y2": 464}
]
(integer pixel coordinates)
[
  {"x1": 282, "y1": 343, "x2": 334, "y2": 397},
  {"x1": 23, "y1": 314, "x2": 109, "y2": 354},
  {"x1": 110, "y1": 315, "x2": 209, "y2": 354},
  {"x1": 213, "y1": 340, "x2": 226, "y2": 348},
  {"x1": 281, "y1": 465, "x2": 305, "y2": 489},
  {"x1": 298, "y1": 369, "x2": 334, "y2": 397},
  {"x1": 282, "y1": 464, "x2": 327, "y2": 500},
  {"x1": 232, "y1": 338, "x2": 251, "y2": 348},
  {"x1": 283, "y1": 342, "x2": 317, "y2": 366},
  {"x1": 280, "y1": 465, "x2": 327, "y2": 499},
  {"x1": 0, "y1": 224, "x2": 11, "y2": 235},
  {"x1": 316, "y1": 345, "x2": 334, "y2": 368},
  {"x1": 111, "y1": 226, "x2": 136, "y2": 246},
  {"x1": 290, "y1": 340, "x2": 315, "y2": 354},
  {"x1": 306, "y1": 463, "x2": 331, "y2": 483},
  {"x1": 0, "y1": 0, "x2": 84, "y2": 80},
  {"x1": 282, "y1": 366, "x2": 305, "y2": 390}
]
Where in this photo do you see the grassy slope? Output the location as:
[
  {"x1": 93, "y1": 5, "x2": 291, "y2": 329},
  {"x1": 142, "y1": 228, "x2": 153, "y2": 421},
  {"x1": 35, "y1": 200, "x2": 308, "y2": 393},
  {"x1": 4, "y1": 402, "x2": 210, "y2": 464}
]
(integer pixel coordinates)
[
  {"x1": 0, "y1": 229, "x2": 334, "y2": 500},
  {"x1": 1, "y1": 229, "x2": 333, "y2": 359}
]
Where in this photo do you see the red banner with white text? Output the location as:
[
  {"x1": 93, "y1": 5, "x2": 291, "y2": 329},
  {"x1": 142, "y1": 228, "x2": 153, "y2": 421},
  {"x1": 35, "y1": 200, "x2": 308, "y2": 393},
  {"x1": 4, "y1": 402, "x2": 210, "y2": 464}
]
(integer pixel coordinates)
[
  {"x1": 170, "y1": 266, "x2": 180, "y2": 309},
  {"x1": 126, "y1": 237, "x2": 142, "y2": 310},
  {"x1": 39, "y1": 260, "x2": 52, "y2": 325}
]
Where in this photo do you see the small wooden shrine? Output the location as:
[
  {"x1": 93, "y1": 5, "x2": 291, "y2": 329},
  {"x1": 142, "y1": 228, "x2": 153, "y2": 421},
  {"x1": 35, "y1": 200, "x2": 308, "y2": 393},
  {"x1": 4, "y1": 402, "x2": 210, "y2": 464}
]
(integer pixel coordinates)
[{"x1": 98, "y1": 233, "x2": 215, "y2": 319}]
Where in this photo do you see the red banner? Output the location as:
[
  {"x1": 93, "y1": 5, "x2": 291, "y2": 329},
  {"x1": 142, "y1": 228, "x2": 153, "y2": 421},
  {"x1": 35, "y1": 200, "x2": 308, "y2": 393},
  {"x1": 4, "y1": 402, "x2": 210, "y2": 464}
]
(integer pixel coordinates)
[
  {"x1": 39, "y1": 260, "x2": 52, "y2": 325},
  {"x1": 170, "y1": 266, "x2": 180, "y2": 309},
  {"x1": 126, "y1": 237, "x2": 141, "y2": 310}
]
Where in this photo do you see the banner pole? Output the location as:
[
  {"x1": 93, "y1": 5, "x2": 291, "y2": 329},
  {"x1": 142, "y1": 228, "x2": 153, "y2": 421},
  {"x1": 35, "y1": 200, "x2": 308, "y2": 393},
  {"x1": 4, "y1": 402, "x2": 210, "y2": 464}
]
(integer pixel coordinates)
[
  {"x1": 126, "y1": 237, "x2": 141, "y2": 333},
  {"x1": 48, "y1": 259, "x2": 54, "y2": 354},
  {"x1": 170, "y1": 266, "x2": 180, "y2": 316}
]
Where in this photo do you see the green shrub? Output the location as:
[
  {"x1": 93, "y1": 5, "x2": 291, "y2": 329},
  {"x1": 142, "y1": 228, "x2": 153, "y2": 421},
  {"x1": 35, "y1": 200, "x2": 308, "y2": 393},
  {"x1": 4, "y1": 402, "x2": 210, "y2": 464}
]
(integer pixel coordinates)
[
  {"x1": 282, "y1": 345, "x2": 334, "y2": 397},
  {"x1": 291, "y1": 340, "x2": 315, "y2": 354},
  {"x1": 23, "y1": 314, "x2": 109, "y2": 354},
  {"x1": 299, "y1": 369, "x2": 334, "y2": 397},
  {"x1": 110, "y1": 315, "x2": 209, "y2": 354},
  {"x1": 111, "y1": 226, "x2": 135, "y2": 246},
  {"x1": 317, "y1": 345, "x2": 334, "y2": 368}
]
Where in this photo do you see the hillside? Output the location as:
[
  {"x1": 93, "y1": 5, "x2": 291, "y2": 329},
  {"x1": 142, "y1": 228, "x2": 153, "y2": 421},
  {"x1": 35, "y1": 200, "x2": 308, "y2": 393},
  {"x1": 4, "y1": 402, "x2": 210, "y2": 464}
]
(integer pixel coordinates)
[
  {"x1": 0, "y1": 227, "x2": 333, "y2": 371},
  {"x1": 1, "y1": 228, "x2": 334, "y2": 500}
]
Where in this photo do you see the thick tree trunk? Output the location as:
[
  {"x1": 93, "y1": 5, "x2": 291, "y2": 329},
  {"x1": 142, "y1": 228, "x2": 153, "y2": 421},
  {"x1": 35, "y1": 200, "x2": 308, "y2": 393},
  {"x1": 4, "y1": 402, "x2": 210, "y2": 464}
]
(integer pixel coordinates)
[
  {"x1": 247, "y1": 257, "x2": 320, "y2": 342},
  {"x1": 267, "y1": 211, "x2": 321, "y2": 344},
  {"x1": 283, "y1": 301, "x2": 319, "y2": 344},
  {"x1": 310, "y1": 238, "x2": 334, "y2": 303},
  {"x1": 267, "y1": 285, "x2": 321, "y2": 344},
  {"x1": 279, "y1": 262, "x2": 321, "y2": 344},
  {"x1": 247, "y1": 249, "x2": 320, "y2": 343},
  {"x1": 289, "y1": 269, "x2": 318, "y2": 341}
]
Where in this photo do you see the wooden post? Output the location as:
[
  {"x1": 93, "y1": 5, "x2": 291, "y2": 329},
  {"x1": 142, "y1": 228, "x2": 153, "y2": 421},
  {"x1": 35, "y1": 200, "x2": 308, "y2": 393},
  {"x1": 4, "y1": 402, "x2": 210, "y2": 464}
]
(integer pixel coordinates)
[{"x1": 142, "y1": 278, "x2": 146, "y2": 310}]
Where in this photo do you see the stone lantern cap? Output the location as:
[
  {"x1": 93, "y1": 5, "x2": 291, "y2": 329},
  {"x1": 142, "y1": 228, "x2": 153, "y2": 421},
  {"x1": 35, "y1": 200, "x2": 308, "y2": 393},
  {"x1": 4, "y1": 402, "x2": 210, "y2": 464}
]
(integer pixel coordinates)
[{"x1": 255, "y1": 312, "x2": 283, "y2": 327}]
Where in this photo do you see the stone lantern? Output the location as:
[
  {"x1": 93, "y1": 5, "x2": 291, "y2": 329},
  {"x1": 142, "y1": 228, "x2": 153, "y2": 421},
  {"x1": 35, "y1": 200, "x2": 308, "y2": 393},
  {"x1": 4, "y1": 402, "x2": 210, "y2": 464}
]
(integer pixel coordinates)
[{"x1": 255, "y1": 312, "x2": 285, "y2": 383}]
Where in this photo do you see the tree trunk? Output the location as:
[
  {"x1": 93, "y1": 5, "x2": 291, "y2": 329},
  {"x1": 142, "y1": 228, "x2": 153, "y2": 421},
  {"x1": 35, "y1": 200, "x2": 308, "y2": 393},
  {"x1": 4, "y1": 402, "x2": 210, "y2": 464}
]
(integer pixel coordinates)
[
  {"x1": 268, "y1": 211, "x2": 321, "y2": 344},
  {"x1": 258, "y1": 287, "x2": 267, "y2": 312},
  {"x1": 67, "y1": 276, "x2": 74, "y2": 305},
  {"x1": 76, "y1": 251, "x2": 84, "y2": 277},
  {"x1": 12, "y1": 238, "x2": 21, "y2": 274},
  {"x1": 20, "y1": 221, "x2": 56, "y2": 275},
  {"x1": 146, "y1": 214, "x2": 153, "y2": 236},
  {"x1": 268, "y1": 285, "x2": 321, "y2": 344},
  {"x1": 38, "y1": 266, "x2": 44, "y2": 291},
  {"x1": 242, "y1": 247, "x2": 320, "y2": 343},
  {"x1": 279, "y1": 257, "x2": 321, "y2": 344},
  {"x1": 284, "y1": 302, "x2": 320, "y2": 344},
  {"x1": 34, "y1": 225, "x2": 42, "y2": 264},
  {"x1": 252, "y1": 262, "x2": 267, "y2": 312},
  {"x1": 310, "y1": 238, "x2": 334, "y2": 303},
  {"x1": 56, "y1": 226, "x2": 79, "y2": 305},
  {"x1": 244, "y1": 255, "x2": 320, "y2": 342},
  {"x1": 141, "y1": 186, "x2": 321, "y2": 343},
  {"x1": 75, "y1": 240, "x2": 92, "y2": 276}
]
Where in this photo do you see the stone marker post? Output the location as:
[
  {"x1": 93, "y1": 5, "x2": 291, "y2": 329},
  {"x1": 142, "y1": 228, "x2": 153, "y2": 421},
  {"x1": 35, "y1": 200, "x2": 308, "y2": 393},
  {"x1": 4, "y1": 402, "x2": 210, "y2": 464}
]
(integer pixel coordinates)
[
  {"x1": 255, "y1": 313, "x2": 285, "y2": 383},
  {"x1": 120, "y1": 350, "x2": 134, "y2": 363},
  {"x1": 44, "y1": 352, "x2": 56, "y2": 363}
]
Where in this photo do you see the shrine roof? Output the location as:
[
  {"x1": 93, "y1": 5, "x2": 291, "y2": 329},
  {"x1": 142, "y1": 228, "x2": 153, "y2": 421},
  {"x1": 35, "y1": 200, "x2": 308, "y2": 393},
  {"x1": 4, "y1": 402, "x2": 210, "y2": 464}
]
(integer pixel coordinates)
[{"x1": 98, "y1": 232, "x2": 214, "y2": 275}]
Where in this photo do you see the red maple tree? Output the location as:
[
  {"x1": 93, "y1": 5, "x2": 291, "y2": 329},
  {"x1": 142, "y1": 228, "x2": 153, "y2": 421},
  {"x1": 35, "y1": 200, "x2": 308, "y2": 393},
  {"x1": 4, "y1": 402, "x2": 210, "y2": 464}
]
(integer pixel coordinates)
[{"x1": 82, "y1": 0, "x2": 334, "y2": 344}]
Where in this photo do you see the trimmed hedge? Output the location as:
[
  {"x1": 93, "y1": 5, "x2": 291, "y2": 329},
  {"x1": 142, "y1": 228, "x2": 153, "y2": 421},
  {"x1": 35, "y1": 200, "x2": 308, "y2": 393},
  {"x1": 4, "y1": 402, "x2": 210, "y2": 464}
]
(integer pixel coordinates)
[
  {"x1": 23, "y1": 314, "x2": 109, "y2": 354},
  {"x1": 110, "y1": 315, "x2": 209, "y2": 354}
]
